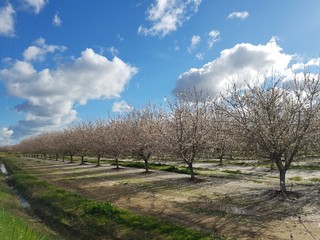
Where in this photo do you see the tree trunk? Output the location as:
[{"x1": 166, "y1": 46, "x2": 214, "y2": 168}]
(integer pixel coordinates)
[
  {"x1": 140, "y1": 151, "x2": 151, "y2": 173},
  {"x1": 218, "y1": 148, "x2": 223, "y2": 166},
  {"x1": 144, "y1": 158, "x2": 149, "y2": 173},
  {"x1": 188, "y1": 162, "x2": 195, "y2": 181},
  {"x1": 55, "y1": 154, "x2": 58, "y2": 161},
  {"x1": 269, "y1": 152, "x2": 277, "y2": 171},
  {"x1": 80, "y1": 156, "x2": 84, "y2": 165},
  {"x1": 96, "y1": 154, "x2": 101, "y2": 167},
  {"x1": 115, "y1": 157, "x2": 119, "y2": 169},
  {"x1": 70, "y1": 155, "x2": 73, "y2": 163},
  {"x1": 62, "y1": 155, "x2": 65, "y2": 162},
  {"x1": 279, "y1": 168, "x2": 287, "y2": 195}
]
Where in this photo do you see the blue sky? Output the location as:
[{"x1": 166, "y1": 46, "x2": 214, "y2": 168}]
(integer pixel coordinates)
[{"x1": 0, "y1": 0, "x2": 320, "y2": 144}]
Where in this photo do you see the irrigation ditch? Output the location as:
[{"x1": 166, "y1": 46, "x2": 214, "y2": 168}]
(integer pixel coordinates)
[{"x1": 1, "y1": 162, "x2": 32, "y2": 210}]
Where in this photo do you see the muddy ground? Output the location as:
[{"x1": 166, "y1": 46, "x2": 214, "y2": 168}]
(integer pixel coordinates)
[{"x1": 13, "y1": 157, "x2": 320, "y2": 240}]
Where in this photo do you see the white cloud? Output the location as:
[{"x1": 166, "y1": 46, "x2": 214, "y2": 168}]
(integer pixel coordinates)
[
  {"x1": 208, "y1": 30, "x2": 220, "y2": 48},
  {"x1": 53, "y1": 12, "x2": 62, "y2": 27},
  {"x1": 108, "y1": 46, "x2": 119, "y2": 57},
  {"x1": 1, "y1": 44, "x2": 138, "y2": 139},
  {"x1": 23, "y1": 37, "x2": 67, "y2": 62},
  {"x1": 195, "y1": 53, "x2": 203, "y2": 60},
  {"x1": 188, "y1": 35, "x2": 201, "y2": 53},
  {"x1": 174, "y1": 37, "x2": 292, "y2": 96},
  {"x1": 22, "y1": 0, "x2": 48, "y2": 14},
  {"x1": 0, "y1": 128, "x2": 13, "y2": 144},
  {"x1": 138, "y1": 0, "x2": 202, "y2": 37},
  {"x1": 112, "y1": 101, "x2": 133, "y2": 113},
  {"x1": 117, "y1": 34, "x2": 124, "y2": 41},
  {"x1": 291, "y1": 57, "x2": 320, "y2": 71},
  {"x1": 227, "y1": 11, "x2": 249, "y2": 20},
  {"x1": 0, "y1": 4, "x2": 15, "y2": 37}
]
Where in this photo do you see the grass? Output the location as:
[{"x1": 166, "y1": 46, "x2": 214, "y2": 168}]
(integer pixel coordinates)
[
  {"x1": 111, "y1": 160, "x2": 197, "y2": 175},
  {"x1": 288, "y1": 176, "x2": 303, "y2": 181},
  {"x1": 221, "y1": 169, "x2": 242, "y2": 174},
  {"x1": 290, "y1": 165, "x2": 320, "y2": 171},
  {"x1": 309, "y1": 177, "x2": 320, "y2": 182},
  {"x1": 4, "y1": 156, "x2": 230, "y2": 240},
  {"x1": 0, "y1": 209, "x2": 50, "y2": 240},
  {"x1": 0, "y1": 164, "x2": 55, "y2": 239}
]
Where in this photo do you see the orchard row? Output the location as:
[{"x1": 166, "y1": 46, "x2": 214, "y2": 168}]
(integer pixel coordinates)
[{"x1": 12, "y1": 75, "x2": 320, "y2": 194}]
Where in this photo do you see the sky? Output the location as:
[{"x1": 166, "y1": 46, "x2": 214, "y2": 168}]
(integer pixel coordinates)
[{"x1": 0, "y1": 0, "x2": 320, "y2": 144}]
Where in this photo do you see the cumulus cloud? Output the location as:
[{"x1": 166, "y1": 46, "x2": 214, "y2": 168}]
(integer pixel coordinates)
[
  {"x1": 207, "y1": 30, "x2": 220, "y2": 48},
  {"x1": 1, "y1": 43, "x2": 138, "y2": 139},
  {"x1": 22, "y1": 0, "x2": 48, "y2": 14},
  {"x1": 291, "y1": 57, "x2": 320, "y2": 71},
  {"x1": 23, "y1": 38, "x2": 66, "y2": 62},
  {"x1": 112, "y1": 100, "x2": 133, "y2": 113},
  {"x1": 138, "y1": 0, "x2": 202, "y2": 37},
  {"x1": 174, "y1": 37, "x2": 292, "y2": 96},
  {"x1": 0, "y1": 128, "x2": 13, "y2": 144},
  {"x1": 227, "y1": 11, "x2": 249, "y2": 20},
  {"x1": 0, "y1": 4, "x2": 15, "y2": 37},
  {"x1": 188, "y1": 35, "x2": 201, "y2": 53},
  {"x1": 53, "y1": 12, "x2": 62, "y2": 27}
]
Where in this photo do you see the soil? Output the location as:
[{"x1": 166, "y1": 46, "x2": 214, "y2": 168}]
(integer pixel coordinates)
[{"x1": 14, "y1": 158, "x2": 320, "y2": 240}]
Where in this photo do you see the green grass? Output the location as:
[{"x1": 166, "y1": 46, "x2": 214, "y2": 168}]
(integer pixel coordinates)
[
  {"x1": 0, "y1": 166, "x2": 54, "y2": 239},
  {"x1": 111, "y1": 160, "x2": 197, "y2": 175},
  {"x1": 4, "y1": 156, "x2": 230, "y2": 240},
  {"x1": 221, "y1": 169, "x2": 242, "y2": 174},
  {"x1": 288, "y1": 176, "x2": 303, "y2": 181},
  {"x1": 0, "y1": 209, "x2": 51, "y2": 240},
  {"x1": 290, "y1": 165, "x2": 320, "y2": 171},
  {"x1": 309, "y1": 177, "x2": 320, "y2": 182}
]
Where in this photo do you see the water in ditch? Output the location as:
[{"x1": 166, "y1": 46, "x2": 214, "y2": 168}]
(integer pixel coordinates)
[{"x1": 1, "y1": 163, "x2": 31, "y2": 210}]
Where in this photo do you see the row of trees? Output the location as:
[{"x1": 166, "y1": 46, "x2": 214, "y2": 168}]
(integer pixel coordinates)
[{"x1": 13, "y1": 74, "x2": 320, "y2": 195}]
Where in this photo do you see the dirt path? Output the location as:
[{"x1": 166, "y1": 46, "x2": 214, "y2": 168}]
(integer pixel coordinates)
[{"x1": 16, "y1": 158, "x2": 320, "y2": 240}]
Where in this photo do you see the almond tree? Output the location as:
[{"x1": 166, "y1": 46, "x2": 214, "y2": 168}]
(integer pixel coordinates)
[
  {"x1": 106, "y1": 117, "x2": 130, "y2": 169},
  {"x1": 217, "y1": 75, "x2": 320, "y2": 195},
  {"x1": 161, "y1": 89, "x2": 213, "y2": 180},
  {"x1": 42, "y1": 131, "x2": 63, "y2": 161},
  {"x1": 126, "y1": 104, "x2": 161, "y2": 173},
  {"x1": 15, "y1": 137, "x2": 34, "y2": 157},
  {"x1": 62, "y1": 128, "x2": 80, "y2": 163},
  {"x1": 33, "y1": 133, "x2": 47, "y2": 159},
  {"x1": 72, "y1": 123, "x2": 91, "y2": 165},
  {"x1": 84, "y1": 120, "x2": 107, "y2": 167},
  {"x1": 208, "y1": 110, "x2": 235, "y2": 166}
]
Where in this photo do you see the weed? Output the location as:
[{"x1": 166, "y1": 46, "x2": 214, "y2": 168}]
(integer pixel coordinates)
[
  {"x1": 222, "y1": 169, "x2": 242, "y2": 174},
  {"x1": 290, "y1": 165, "x2": 320, "y2": 171},
  {"x1": 288, "y1": 176, "x2": 303, "y2": 181},
  {"x1": 309, "y1": 177, "x2": 320, "y2": 182},
  {"x1": 111, "y1": 161, "x2": 197, "y2": 175}
]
